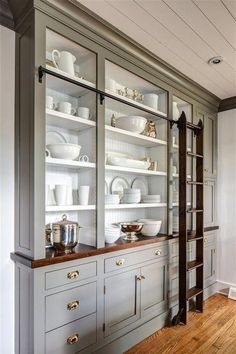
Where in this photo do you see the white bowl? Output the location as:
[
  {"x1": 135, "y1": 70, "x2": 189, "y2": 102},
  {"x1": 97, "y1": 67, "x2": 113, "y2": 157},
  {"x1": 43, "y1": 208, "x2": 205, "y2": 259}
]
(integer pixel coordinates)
[
  {"x1": 105, "y1": 233, "x2": 121, "y2": 244},
  {"x1": 123, "y1": 188, "x2": 140, "y2": 194},
  {"x1": 122, "y1": 194, "x2": 141, "y2": 204},
  {"x1": 47, "y1": 143, "x2": 81, "y2": 160},
  {"x1": 138, "y1": 219, "x2": 162, "y2": 237},
  {"x1": 107, "y1": 156, "x2": 150, "y2": 170},
  {"x1": 115, "y1": 116, "x2": 147, "y2": 134}
]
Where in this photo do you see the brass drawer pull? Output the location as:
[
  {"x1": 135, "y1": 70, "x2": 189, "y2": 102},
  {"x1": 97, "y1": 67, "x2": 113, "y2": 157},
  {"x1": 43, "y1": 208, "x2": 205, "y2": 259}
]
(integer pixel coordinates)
[
  {"x1": 67, "y1": 270, "x2": 79, "y2": 279},
  {"x1": 155, "y1": 249, "x2": 162, "y2": 256},
  {"x1": 204, "y1": 168, "x2": 208, "y2": 172},
  {"x1": 67, "y1": 333, "x2": 80, "y2": 345},
  {"x1": 204, "y1": 181, "x2": 208, "y2": 186},
  {"x1": 116, "y1": 259, "x2": 125, "y2": 266},
  {"x1": 67, "y1": 300, "x2": 80, "y2": 311},
  {"x1": 137, "y1": 275, "x2": 146, "y2": 281}
]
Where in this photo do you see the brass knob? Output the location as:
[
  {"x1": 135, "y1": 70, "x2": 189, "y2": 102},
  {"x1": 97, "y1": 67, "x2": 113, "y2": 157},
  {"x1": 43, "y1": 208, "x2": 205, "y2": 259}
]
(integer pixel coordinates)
[
  {"x1": 204, "y1": 168, "x2": 208, "y2": 172},
  {"x1": 67, "y1": 300, "x2": 80, "y2": 311},
  {"x1": 67, "y1": 270, "x2": 79, "y2": 279},
  {"x1": 204, "y1": 181, "x2": 208, "y2": 186},
  {"x1": 155, "y1": 249, "x2": 162, "y2": 256},
  {"x1": 204, "y1": 238, "x2": 207, "y2": 243},
  {"x1": 137, "y1": 275, "x2": 146, "y2": 281},
  {"x1": 116, "y1": 259, "x2": 125, "y2": 266},
  {"x1": 67, "y1": 333, "x2": 79, "y2": 345}
]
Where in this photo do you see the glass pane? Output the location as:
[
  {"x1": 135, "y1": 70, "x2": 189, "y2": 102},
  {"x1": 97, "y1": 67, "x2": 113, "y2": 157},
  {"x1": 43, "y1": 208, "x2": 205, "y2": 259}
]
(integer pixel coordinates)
[{"x1": 45, "y1": 29, "x2": 97, "y2": 251}]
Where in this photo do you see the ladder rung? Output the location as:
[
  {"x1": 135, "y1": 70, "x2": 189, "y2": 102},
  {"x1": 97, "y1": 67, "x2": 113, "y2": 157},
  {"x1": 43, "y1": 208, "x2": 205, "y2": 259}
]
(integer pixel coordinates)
[
  {"x1": 187, "y1": 181, "x2": 203, "y2": 185},
  {"x1": 187, "y1": 122, "x2": 202, "y2": 131},
  {"x1": 187, "y1": 260, "x2": 203, "y2": 271},
  {"x1": 187, "y1": 152, "x2": 204, "y2": 159},
  {"x1": 187, "y1": 208, "x2": 203, "y2": 213},
  {"x1": 187, "y1": 287, "x2": 203, "y2": 300},
  {"x1": 187, "y1": 235, "x2": 204, "y2": 242}
]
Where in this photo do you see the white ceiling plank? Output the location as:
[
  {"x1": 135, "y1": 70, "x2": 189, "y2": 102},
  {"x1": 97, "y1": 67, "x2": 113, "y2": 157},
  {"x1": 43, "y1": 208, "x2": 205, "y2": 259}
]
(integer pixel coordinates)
[
  {"x1": 222, "y1": 0, "x2": 236, "y2": 21},
  {"x1": 135, "y1": 0, "x2": 236, "y2": 89},
  {"x1": 193, "y1": 0, "x2": 236, "y2": 50},
  {"x1": 105, "y1": 0, "x2": 235, "y2": 96},
  {"x1": 164, "y1": 0, "x2": 236, "y2": 72}
]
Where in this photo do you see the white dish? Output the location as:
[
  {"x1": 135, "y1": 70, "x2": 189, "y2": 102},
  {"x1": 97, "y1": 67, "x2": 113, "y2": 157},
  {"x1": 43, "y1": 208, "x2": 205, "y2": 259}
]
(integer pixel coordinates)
[
  {"x1": 142, "y1": 194, "x2": 160, "y2": 201},
  {"x1": 131, "y1": 178, "x2": 148, "y2": 196},
  {"x1": 107, "y1": 156, "x2": 150, "y2": 170},
  {"x1": 105, "y1": 233, "x2": 121, "y2": 244},
  {"x1": 46, "y1": 143, "x2": 81, "y2": 160},
  {"x1": 138, "y1": 219, "x2": 162, "y2": 236},
  {"x1": 105, "y1": 194, "x2": 120, "y2": 204},
  {"x1": 123, "y1": 188, "x2": 140, "y2": 194},
  {"x1": 115, "y1": 116, "x2": 147, "y2": 134},
  {"x1": 111, "y1": 177, "x2": 129, "y2": 197},
  {"x1": 46, "y1": 131, "x2": 67, "y2": 145},
  {"x1": 105, "y1": 180, "x2": 109, "y2": 195},
  {"x1": 122, "y1": 194, "x2": 141, "y2": 204}
]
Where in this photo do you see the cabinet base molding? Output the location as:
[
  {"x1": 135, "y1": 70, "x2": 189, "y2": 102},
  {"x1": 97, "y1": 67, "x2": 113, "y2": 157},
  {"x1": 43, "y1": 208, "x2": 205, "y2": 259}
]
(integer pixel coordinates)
[
  {"x1": 203, "y1": 282, "x2": 218, "y2": 301},
  {"x1": 93, "y1": 310, "x2": 169, "y2": 354}
]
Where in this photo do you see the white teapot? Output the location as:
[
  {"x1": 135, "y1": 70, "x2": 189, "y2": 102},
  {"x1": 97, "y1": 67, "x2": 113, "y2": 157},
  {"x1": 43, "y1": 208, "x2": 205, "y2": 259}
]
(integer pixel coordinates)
[{"x1": 52, "y1": 49, "x2": 76, "y2": 76}]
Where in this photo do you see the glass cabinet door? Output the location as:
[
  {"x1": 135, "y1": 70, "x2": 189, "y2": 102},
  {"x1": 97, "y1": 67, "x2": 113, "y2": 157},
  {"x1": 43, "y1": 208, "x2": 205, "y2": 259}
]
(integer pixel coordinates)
[
  {"x1": 104, "y1": 60, "x2": 168, "y2": 243},
  {"x1": 44, "y1": 29, "x2": 97, "y2": 250}
]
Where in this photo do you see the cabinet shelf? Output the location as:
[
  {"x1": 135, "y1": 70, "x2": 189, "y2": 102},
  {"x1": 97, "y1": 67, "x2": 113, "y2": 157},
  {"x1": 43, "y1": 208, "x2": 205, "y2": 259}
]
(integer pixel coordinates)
[
  {"x1": 46, "y1": 65, "x2": 96, "y2": 96},
  {"x1": 105, "y1": 202, "x2": 167, "y2": 209},
  {"x1": 46, "y1": 157, "x2": 96, "y2": 169},
  {"x1": 46, "y1": 205, "x2": 96, "y2": 212},
  {"x1": 105, "y1": 89, "x2": 167, "y2": 118},
  {"x1": 105, "y1": 165, "x2": 167, "y2": 176},
  {"x1": 46, "y1": 109, "x2": 96, "y2": 131},
  {"x1": 105, "y1": 125, "x2": 167, "y2": 147}
]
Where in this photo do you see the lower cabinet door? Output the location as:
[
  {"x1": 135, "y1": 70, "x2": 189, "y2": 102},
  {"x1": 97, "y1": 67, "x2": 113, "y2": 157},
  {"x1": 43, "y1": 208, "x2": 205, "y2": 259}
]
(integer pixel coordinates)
[
  {"x1": 104, "y1": 269, "x2": 140, "y2": 336},
  {"x1": 204, "y1": 179, "x2": 215, "y2": 227},
  {"x1": 140, "y1": 260, "x2": 168, "y2": 317},
  {"x1": 204, "y1": 243, "x2": 216, "y2": 288},
  {"x1": 45, "y1": 313, "x2": 96, "y2": 354}
]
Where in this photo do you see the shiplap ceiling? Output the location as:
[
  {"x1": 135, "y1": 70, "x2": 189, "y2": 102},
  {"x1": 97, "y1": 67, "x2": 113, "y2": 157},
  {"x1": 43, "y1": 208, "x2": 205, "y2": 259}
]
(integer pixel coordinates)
[{"x1": 75, "y1": 0, "x2": 236, "y2": 99}]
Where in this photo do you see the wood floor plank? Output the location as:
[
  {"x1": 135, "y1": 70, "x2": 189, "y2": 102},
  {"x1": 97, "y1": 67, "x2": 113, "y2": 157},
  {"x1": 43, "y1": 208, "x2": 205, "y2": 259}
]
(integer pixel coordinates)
[{"x1": 125, "y1": 294, "x2": 236, "y2": 354}]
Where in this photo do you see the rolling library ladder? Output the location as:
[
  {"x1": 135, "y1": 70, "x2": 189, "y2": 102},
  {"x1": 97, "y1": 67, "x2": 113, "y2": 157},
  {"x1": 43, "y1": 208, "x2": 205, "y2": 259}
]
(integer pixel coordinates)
[{"x1": 172, "y1": 112, "x2": 204, "y2": 325}]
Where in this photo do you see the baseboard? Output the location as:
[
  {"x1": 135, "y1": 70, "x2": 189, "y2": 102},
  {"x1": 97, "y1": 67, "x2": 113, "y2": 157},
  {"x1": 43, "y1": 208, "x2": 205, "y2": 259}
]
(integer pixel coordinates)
[
  {"x1": 217, "y1": 280, "x2": 236, "y2": 290},
  {"x1": 203, "y1": 282, "x2": 218, "y2": 300}
]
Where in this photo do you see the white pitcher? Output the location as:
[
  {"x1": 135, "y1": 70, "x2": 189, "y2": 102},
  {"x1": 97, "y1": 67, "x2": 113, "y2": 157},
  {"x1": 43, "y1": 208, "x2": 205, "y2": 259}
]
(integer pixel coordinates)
[{"x1": 52, "y1": 50, "x2": 76, "y2": 76}]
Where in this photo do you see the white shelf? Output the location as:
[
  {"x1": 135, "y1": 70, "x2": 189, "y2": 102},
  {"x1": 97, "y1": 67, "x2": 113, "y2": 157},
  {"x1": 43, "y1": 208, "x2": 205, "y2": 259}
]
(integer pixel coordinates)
[
  {"x1": 46, "y1": 65, "x2": 96, "y2": 96},
  {"x1": 46, "y1": 157, "x2": 96, "y2": 169},
  {"x1": 105, "y1": 89, "x2": 167, "y2": 118},
  {"x1": 46, "y1": 109, "x2": 96, "y2": 131},
  {"x1": 105, "y1": 164, "x2": 167, "y2": 176},
  {"x1": 46, "y1": 205, "x2": 96, "y2": 212},
  {"x1": 105, "y1": 125, "x2": 167, "y2": 147},
  {"x1": 105, "y1": 202, "x2": 167, "y2": 209}
]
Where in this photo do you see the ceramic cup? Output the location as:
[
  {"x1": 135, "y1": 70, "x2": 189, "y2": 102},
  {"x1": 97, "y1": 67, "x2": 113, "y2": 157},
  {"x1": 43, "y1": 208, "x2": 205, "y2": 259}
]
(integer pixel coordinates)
[
  {"x1": 106, "y1": 78, "x2": 117, "y2": 92},
  {"x1": 77, "y1": 107, "x2": 91, "y2": 119},
  {"x1": 78, "y1": 185, "x2": 90, "y2": 205},
  {"x1": 46, "y1": 96, "x2": 55, "y2": 110},
  {"x1": 55, "y1": 184, "x2": 67, "y2": 206},
  {"x1": 66, "y1": 185, "x2": 73, "y2": 205},
  {"x1": 143, "y1": 93, "x2": 158, "y2": 110},
  {"x1": 58, "y1": 101, "x2": 76, "y2": 115}
]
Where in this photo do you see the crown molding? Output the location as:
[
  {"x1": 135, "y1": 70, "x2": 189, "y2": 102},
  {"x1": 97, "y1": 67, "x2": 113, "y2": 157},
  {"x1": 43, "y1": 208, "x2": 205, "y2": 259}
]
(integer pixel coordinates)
[
  {"x1": 218, "y1": 96, "x2": 236, "y2": 112},
  {"x1": 0, "y1": 0, "x2": 14, "y2": 29}
]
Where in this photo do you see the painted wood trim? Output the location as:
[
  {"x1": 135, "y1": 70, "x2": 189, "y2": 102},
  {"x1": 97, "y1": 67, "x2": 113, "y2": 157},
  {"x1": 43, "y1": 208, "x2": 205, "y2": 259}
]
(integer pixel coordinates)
[
  {"x1": 0, "y1": 0, "x2": 14, "y2": 29},
  {"x1": 218, "y1": 96, "x2": 236, "y2": 112}
]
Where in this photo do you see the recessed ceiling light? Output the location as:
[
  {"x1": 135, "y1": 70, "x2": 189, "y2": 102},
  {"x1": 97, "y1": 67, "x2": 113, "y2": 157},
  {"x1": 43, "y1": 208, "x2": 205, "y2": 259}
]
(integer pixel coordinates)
[{"x1": 208, "y1": 56, "x2": 224, "y2": 65}]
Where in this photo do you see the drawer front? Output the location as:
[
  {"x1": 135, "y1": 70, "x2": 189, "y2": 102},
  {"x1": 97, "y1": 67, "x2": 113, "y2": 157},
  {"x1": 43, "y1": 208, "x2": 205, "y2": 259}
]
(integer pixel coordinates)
[
  {"x1": 46, "y1": 282, "x2": 96, "y2": 332},
  {"x1": 105, "y1": 245, "x2": 168, "y2": 273},
  {"x1": 45, "y1": 261, "x2": 97, "y2": 290},
  {"x1": 46, "y1": 313, "x2": 96, "y2": 354}
]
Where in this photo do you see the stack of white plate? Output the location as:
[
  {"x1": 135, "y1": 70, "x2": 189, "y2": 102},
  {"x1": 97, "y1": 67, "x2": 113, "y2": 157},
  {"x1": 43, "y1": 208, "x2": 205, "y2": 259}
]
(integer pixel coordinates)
[
  {"x1": 122, "y1": 188, "x2": 141, "y2": 204},
  {"x1": 105, "y1": 225, "x2": 121, "y2": 244},
  {"x1": 105, "y1": 194, "x2": 120, "y2": 204},
  {"x1": 142, "y1": 194, "x2": 161, "y2": 203}
]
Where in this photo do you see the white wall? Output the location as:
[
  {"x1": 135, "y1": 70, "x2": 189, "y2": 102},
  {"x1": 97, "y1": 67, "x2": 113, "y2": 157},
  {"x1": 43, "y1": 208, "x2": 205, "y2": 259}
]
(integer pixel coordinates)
[
  {"x1": 0, "y1": 25, "x2": 15, "y2": 354},
  {"x1": 218, "y1": 108, "x2": 236, "y2": 288}
]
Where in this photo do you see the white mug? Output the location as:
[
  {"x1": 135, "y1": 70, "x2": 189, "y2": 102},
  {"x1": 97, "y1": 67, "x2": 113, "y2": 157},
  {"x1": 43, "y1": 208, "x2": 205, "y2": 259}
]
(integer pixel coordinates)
[
  {"x1": 55, "y1": 184, "x2": 67, "y2": 206},
  {"x1": 77, "y1": 107, "x2": 91, "y2": 119},
  {"x1": 173, "y1": 166, "x2": 177, "y2": 174},
  {"x1": 46, "y1": 96, "x2": 55, "y2": 110},
  {"x1": 106, "y1": 78, "x2": 117, "y2": 92},
  {"x1": 78, "y1": 186, "x2": 90, "y2": 205},
  {"x1": 66, "y1": 185, "x2": 73, "y2": 206},
  {"x1": 143, "y1": 93, "x2": 158, "y2": 110},
  {"x1": 58, "y1": 101, "x2": 76, "y2": 115}
]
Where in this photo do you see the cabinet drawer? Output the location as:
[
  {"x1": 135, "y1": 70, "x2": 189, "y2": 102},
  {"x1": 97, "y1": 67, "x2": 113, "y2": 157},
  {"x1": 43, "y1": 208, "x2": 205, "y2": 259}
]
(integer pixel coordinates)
[
  {"x1": 46, "y1": 282, "x2": 96, "y2": 332},
  {"x1": 105, "y1": 245, "x2": 168, "y2": 273},
  {"x1": 45, "y1": 313, "x2": 96, "y2": 354},
  {"x1": 45, "y1": 261, "x2": 97, "y2": 290}
]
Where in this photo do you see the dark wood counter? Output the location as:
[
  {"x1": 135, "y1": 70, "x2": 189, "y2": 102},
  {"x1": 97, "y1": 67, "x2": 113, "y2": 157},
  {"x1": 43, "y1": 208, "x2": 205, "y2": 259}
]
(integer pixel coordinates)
[{"x1": 11, "y1": 226, "x2": 219, "y2": 268}]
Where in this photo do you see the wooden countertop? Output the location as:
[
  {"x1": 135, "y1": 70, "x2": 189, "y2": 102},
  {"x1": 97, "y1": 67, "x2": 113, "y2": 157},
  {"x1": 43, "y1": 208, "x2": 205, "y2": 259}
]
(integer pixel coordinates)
[{"x1": 11, "y1": 226, "x2": 219, "y2": 269}]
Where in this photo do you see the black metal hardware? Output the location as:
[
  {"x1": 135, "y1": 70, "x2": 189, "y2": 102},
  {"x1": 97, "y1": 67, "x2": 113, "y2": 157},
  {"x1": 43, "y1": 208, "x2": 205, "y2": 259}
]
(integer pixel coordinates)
[{"x1": 38, "y1": 65, "x2": 178, "y2": 124}]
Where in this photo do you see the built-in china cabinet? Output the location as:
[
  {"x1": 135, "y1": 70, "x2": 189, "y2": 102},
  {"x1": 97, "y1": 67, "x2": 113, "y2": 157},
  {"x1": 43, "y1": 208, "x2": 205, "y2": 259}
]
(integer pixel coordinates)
[{"x1": 12, "y1": 1, "x2": 219, "y2": 353}]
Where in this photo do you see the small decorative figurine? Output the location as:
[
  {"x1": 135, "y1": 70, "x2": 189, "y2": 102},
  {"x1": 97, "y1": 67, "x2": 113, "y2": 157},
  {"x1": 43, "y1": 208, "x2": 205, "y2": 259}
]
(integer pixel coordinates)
[
  {"x1": 143, "y1": 120, "x2": 157, "y2": 138},
  {"x1": 111, "y1": 114, "x2": 116, "y2": 127}
]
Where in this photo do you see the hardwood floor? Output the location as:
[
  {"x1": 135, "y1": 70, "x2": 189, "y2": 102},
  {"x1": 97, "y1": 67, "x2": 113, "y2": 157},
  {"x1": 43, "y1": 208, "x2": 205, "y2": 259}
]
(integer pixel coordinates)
[{"x1": 125, "y1": 294, "x2": 236, "y2": 354}]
